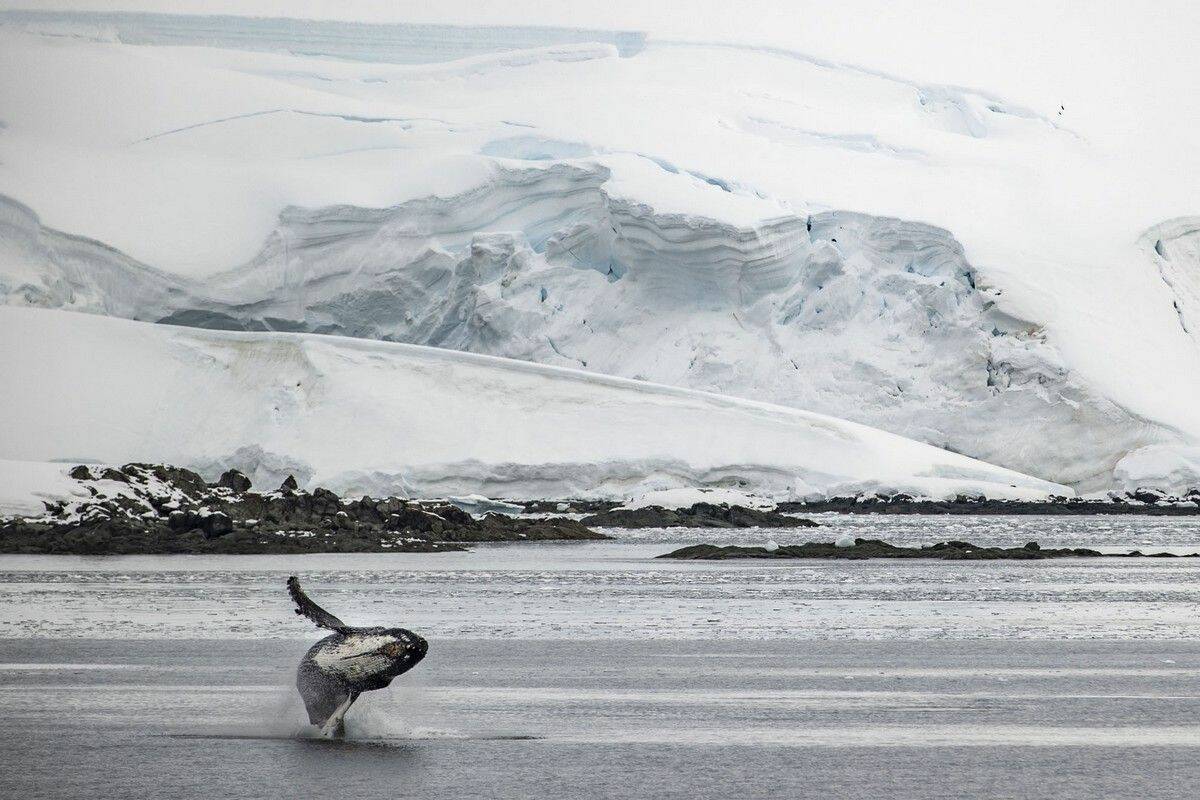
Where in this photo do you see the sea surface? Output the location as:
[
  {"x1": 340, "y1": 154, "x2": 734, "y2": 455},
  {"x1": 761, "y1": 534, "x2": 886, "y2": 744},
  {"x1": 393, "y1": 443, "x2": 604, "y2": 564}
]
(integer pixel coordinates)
[{"x1": 3, "y1": 515, "x2": 1200, "y2": 798}]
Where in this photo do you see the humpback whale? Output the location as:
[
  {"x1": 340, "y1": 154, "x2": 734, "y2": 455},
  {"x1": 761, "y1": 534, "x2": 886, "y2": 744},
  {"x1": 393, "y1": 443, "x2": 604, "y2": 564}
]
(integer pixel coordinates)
[{"x1": 287, "y1": 576, "x2": 428, "y2": 737}]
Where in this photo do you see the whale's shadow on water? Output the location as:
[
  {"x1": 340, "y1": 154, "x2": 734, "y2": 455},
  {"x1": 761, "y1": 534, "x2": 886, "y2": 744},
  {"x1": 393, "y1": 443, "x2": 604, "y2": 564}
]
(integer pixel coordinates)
[
  {"x1": 165, "y1": 733, "x2": 545, "y2": 747},
  {"x1": 162, "y1": 682, "x2": 544, "y2": 746}
]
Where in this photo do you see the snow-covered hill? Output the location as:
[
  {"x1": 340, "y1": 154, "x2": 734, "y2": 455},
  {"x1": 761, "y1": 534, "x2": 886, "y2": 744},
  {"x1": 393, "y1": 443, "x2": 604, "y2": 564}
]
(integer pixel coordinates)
[
  {"x1": 1, "y1": 5, "x2": 1198, "y2": 491},
  {"x1": 0, "y1": 307, "x2": 1068, "y2": 504}
]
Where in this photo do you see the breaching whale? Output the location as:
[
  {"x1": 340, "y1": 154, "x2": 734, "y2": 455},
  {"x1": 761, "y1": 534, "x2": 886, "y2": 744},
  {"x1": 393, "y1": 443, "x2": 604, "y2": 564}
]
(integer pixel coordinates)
[{"x1": 287, "y1": 576, "x2": 428, "y2": 737}]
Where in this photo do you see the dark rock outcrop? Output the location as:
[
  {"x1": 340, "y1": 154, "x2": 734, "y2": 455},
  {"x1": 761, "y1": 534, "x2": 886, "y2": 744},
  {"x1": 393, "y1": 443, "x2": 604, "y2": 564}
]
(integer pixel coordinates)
[
  {"x1": 199, "y1": 512, "x2": 233, "y2": 539},
  {"x1": 98, "y1": 466, "x2": 130, "y2": 483},
  {"x1": 659, "y1": 538, "x2": 1200, "y2": 560},
  {"x1": 1129, "y1": 488, "x2": 1165, "y2": 504},
  {"x1": 582, "y1": 502, "x2": 817, "y2": 529},
  {"x1": 215, "y1": 468, "x2": 252, "y2": 493}
]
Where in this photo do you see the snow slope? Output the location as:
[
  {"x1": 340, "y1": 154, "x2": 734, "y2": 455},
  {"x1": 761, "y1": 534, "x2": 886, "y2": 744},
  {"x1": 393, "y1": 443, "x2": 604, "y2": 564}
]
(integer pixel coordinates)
[
  {"x1": 1, "y1": 5, "x2": 1198, "y2": 490},
  {"x1": 0, "y1": 307, "x2": 1067, "y2": 506},
  {"x1": 0, "y1": 459, "x2": 93, "y2": 518}
]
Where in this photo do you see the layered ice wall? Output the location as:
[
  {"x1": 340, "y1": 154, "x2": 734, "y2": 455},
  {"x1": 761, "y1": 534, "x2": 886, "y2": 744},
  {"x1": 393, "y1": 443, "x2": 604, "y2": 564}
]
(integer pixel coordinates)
[
  {"x1": 0, "y1": 9, "x2": 647, "y2": 62},
  {"x1": 1, "y1": 158, "x2": 1177, "y2": 490},
  {"x1": 1, "y1": 9, "x2": 1199, "y2": 492},
  {"x1": 0, "y1": 195, "x2": 195, "y2": 318}
]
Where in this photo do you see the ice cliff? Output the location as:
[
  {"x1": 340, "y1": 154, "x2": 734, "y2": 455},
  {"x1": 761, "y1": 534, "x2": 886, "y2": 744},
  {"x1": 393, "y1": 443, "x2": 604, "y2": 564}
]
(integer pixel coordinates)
[{"x1": 1, "y1": 160, "x2": 1185, "y2": 490}]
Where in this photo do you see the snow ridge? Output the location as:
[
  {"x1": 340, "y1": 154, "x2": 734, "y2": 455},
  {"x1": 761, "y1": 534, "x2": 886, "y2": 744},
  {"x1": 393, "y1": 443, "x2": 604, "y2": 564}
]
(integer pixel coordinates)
[
  {"x1": 0, "y1": 307, "x2": 1069, "y2": 504},
  {"x1": 660, "y1": 39, "x2": 1067, "y2": 137}
]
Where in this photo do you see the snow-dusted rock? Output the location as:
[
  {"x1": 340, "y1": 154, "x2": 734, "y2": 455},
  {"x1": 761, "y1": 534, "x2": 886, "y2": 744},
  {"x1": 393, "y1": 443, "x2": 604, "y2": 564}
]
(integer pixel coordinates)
[
  {"x1": 619, "y1": 488, "x2": 776, "y2": 511},
  {"x1": 0, "y1": 457, "x2": 606, "y2": 553},
  {"x1": 215, "y1": 468, "x2": 252, "y2": 493}
]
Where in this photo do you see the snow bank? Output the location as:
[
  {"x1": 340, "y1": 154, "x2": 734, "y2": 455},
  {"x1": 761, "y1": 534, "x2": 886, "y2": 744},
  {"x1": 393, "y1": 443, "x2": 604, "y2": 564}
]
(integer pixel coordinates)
[
  {"x1": 0, "y1": 308, "x2": 1068, "y2": 505},
  {"x1": 0, "y1": 460, "x2": 91, "y2": 518},
  {"x1": 1113, "y1": 446, "x2": 1200, "y2": 496}
]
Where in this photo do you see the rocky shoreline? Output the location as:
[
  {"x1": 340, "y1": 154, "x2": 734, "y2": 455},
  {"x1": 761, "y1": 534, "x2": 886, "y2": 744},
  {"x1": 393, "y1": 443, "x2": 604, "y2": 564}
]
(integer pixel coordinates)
[
  {"x1": 777, "y1": 491, "x2": 1200, "y2": 515},
  {"x1": 6, "y1": 463, "x2": 1200, "y2": 555},
  {"x1": 517, "y1": 492, "x2": 1200, "y2": 518},
  {"x1": 0, "y1": 463, "x2": 605, "y2": 555},
  {"x1": 659, "y1": 539, "x2": 1200, "y2": 560}
]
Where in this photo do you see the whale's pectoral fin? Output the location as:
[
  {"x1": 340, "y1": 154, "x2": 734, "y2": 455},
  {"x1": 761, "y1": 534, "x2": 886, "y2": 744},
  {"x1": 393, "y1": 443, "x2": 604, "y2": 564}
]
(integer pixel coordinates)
[{"x1": 287, "y1": 576, "x2": 349, "y2": 632}]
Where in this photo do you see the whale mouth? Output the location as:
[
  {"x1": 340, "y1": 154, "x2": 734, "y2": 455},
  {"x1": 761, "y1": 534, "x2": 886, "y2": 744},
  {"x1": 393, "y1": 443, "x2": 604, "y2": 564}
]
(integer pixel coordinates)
[
  {"x1": 333, "y1": 647, "x2": 425, "y2": 674},
  {"x1": 338, "y1": 640, "x2": 422, "y2": 661}
]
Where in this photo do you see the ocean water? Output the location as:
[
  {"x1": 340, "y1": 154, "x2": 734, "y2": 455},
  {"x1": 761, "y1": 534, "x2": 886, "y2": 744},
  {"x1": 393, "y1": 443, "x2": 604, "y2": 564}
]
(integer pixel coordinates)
[
  {"x1": 3, "y1": 516, "x2": 1199, "y2": 640},
  {"x1": 3, "y1": 516, "x2": 1200, "y2": 798},
  {"x1": 5, "y1": 638, "x2": 1200, "y2": 800}
]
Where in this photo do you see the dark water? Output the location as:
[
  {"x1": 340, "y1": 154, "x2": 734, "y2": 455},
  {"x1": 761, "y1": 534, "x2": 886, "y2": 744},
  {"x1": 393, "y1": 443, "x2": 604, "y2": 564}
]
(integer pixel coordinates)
[
  {"x1": 4, "y1": 519, "x2": 1200, "y2": 797},
  {"x1": 4, "y1": 638, "x2": 1200, "y2": 799}
]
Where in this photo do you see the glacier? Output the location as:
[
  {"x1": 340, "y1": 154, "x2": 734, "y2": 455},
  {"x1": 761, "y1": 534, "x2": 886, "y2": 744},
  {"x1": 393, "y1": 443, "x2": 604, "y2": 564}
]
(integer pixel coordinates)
[
  {"x1": 1, "y1": 5, "x2": 1199, "y2": 493},
  {"x1": 0, "y1": 163, "x2": 1174, "y2": 490}
]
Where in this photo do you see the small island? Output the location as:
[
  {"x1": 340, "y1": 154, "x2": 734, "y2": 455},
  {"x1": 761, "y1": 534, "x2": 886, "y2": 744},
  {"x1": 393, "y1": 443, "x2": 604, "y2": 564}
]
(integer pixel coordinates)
[
  {"x1": 658, "y1": 538, "x2": 1200, "y2": 560},
  {"x1": 582, "y1": 503, "x2": 817, "y2": 529}
]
